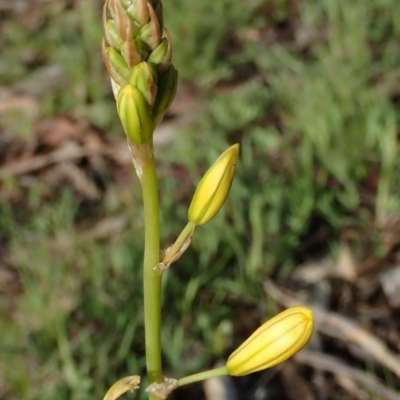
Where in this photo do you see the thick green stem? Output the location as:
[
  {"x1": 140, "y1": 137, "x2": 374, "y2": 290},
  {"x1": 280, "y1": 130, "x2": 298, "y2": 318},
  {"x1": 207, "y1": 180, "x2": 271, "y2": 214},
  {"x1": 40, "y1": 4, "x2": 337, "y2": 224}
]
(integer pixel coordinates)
[
  {"x1": 141, "y1": 154, "x2": 163, "y2": 397},
  {"x1": 177, "y1": 366, "x2": 228, "y2": 387}
]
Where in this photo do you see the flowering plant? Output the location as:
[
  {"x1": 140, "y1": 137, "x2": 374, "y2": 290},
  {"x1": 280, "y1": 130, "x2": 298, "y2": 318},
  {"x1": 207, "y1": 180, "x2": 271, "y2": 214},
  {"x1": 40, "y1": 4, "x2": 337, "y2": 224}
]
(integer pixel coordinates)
[{"x1": 101, "y1": 1, "x2": 314, "y2": 398}]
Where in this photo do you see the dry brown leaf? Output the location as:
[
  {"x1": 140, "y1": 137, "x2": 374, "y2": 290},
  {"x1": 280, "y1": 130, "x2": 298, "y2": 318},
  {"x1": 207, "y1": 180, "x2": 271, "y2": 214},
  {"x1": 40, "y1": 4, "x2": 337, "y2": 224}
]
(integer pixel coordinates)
[
  {"x1": 295, "y1": 350, "x2": 399, "y2": 400},
  {"x1": 281, "y1": 361, "x2": 315, "y2": 400},
  {"x1": 335, "y1": 244, "x2": 357, "y2": 282},
  {"x1": 36, "y1": 117, "x2": 82, "y2": 147},
  {"x1": 380, "y1": 266, "x2": 400, "y2": 308},
  {"x1": 203, "y1": 376, "x2": 229, "y2": 400},
  {"x1": 56, "y1": 161, "x2": 100, "y2": 200}
]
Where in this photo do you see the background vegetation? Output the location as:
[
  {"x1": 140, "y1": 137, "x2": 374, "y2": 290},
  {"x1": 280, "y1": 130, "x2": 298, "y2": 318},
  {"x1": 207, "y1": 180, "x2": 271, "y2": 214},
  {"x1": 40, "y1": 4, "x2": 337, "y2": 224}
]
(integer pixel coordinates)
[{"x1": 1, "y1": 0, "x2": 400, "y2": 399}]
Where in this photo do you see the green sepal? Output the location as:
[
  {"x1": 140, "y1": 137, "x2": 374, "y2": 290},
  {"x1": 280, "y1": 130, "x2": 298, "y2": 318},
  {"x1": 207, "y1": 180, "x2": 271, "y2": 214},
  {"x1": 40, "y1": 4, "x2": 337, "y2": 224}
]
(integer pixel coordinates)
[
  {"x1": 102, "y1": 43, "x2": 129, "y2": 87},
  {"x1": 147, "y1": 29, "x2": 172, "y2": 73},
  {"x1": 121, "y1": 0, "x2": 149, "y2": 26},
  {"x1": 106, "y1": 20, "x2": 124, "y2": 49},
  {"x1": 137, "y1": 2, "x2": 161, "y2": 50},
  {"x1": 147, "y1": 37, "x2": 168, "y2": 64},
  {"x1": 129, "y1": 62, "x2": 158, "y2": 107}
]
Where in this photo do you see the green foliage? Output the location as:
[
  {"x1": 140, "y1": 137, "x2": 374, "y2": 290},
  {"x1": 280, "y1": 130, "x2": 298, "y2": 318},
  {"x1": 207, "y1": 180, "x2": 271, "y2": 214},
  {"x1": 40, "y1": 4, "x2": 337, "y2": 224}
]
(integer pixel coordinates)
[
  {"x1": 0, "y1": 191, "x2": 146, "y2": 399},
  {"x1": 167, "y1": 0, "x2": 400, "y2": 274},
  {"x1": 164, "y1": 0, "x2": 266, "y2": 85},
  {"x1": 0, "y1": 0, "x2": 115, "y2": 130}
]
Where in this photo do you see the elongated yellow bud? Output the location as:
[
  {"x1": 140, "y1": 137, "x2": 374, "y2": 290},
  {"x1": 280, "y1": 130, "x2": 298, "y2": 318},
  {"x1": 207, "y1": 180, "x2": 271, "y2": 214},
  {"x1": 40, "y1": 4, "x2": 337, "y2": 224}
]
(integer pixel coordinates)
[
  {"x1": 117, "y1": 84, "x2": 154, "y2": 144},
  {"x1": 188, "y1": 144, "x2": 239, "y2": 225},
  {"x1": 226, "y1": 306, "x2": 314, "y2": 376}
]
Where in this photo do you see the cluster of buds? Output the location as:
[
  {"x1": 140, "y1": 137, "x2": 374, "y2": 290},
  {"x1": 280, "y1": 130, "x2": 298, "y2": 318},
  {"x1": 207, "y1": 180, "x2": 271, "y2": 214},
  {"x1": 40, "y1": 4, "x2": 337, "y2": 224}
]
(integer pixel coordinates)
[{"x1": 102, "y1": 0, "x2": 178, "y2": 144}]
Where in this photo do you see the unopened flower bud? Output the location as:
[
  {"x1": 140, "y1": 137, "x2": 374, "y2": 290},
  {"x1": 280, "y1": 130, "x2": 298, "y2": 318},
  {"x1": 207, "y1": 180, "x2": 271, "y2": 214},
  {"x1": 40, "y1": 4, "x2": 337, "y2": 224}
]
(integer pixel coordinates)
[
  {"x1": 152, "y1": 64, "x2": 177, "y2": 125},
  {"x1": 129, "y1": 61, "x2": 158, "y2": 107},
  {"x1": 117, "y1": 84, "x2": 154, "y2": 144},
  {"x1": 105, "y1": 19, "x2": 124, "y2": 49},
  {"x1": 188, "y1": 144, "x2": 239, "y2": 225},
  {"x1": 120, "y1": 0, "x2": 149, "y2": 26},
  {"x1": 226, "y1": 306, "x2": 314, "y2": 376},
  {"x1": 147, "y1": 30, "x2": 172, "y2": 73},
  {"x1": 103, "y1": 44, "x2": 131, "y2": 86},
  {"x1": 138, "y1": 2, "x2": 161, "y2": 50}
]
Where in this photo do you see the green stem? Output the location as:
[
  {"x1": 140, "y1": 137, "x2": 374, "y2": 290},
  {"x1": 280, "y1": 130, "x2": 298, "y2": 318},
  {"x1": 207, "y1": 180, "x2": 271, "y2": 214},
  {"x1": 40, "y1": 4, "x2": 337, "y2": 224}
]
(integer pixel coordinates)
[
  {"x1": 161, "y1": 221, "x2": 195, "y2": 266},
  {"x1": 177, "y1": 366, "x2": 228, "y2": 387},
  {"x1": 141, "y1": 154, "x2": 163, "y2": 396},
  {"x1": 56, "y1": 318, "x2": 79, "y2": 389}
]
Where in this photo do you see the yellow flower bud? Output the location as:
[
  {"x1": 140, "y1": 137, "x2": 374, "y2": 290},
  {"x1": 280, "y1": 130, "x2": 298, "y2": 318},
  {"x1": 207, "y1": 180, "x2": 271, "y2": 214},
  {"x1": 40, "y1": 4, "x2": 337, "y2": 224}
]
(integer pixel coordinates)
[
  {"x1": 117, "y1": 84, "x2": 154, "y2": 144},
  {"x1": 226, "y1": 306, "x2": 314, "y2": 376},
  {"x1": 188, "y1": 144, "x2": 239, "y2": 225}
]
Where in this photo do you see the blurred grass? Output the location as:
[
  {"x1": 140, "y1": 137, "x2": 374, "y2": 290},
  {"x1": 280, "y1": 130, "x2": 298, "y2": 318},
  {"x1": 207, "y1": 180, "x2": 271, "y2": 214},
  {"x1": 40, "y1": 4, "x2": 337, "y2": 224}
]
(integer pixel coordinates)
[{"x1": 1, "y1": 0, "x2": 400, "y2": 398}]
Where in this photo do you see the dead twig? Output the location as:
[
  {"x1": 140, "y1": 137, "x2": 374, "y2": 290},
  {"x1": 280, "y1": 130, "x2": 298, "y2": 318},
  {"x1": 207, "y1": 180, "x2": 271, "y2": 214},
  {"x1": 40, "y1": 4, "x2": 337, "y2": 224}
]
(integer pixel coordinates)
[
  {"x1": 0, "y1": 140, "x2": 131, "y2": 180},
  {"x1": 295, "y1": 350, "x2": 399, "y2": 400}
]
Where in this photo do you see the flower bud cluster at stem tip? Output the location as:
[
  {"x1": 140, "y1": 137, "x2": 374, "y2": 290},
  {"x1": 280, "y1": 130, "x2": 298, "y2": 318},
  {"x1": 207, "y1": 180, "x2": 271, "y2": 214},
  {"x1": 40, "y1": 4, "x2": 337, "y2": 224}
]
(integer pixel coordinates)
[{"x1": 102, "y1": 0, "x2": 178, "y2": 145}]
